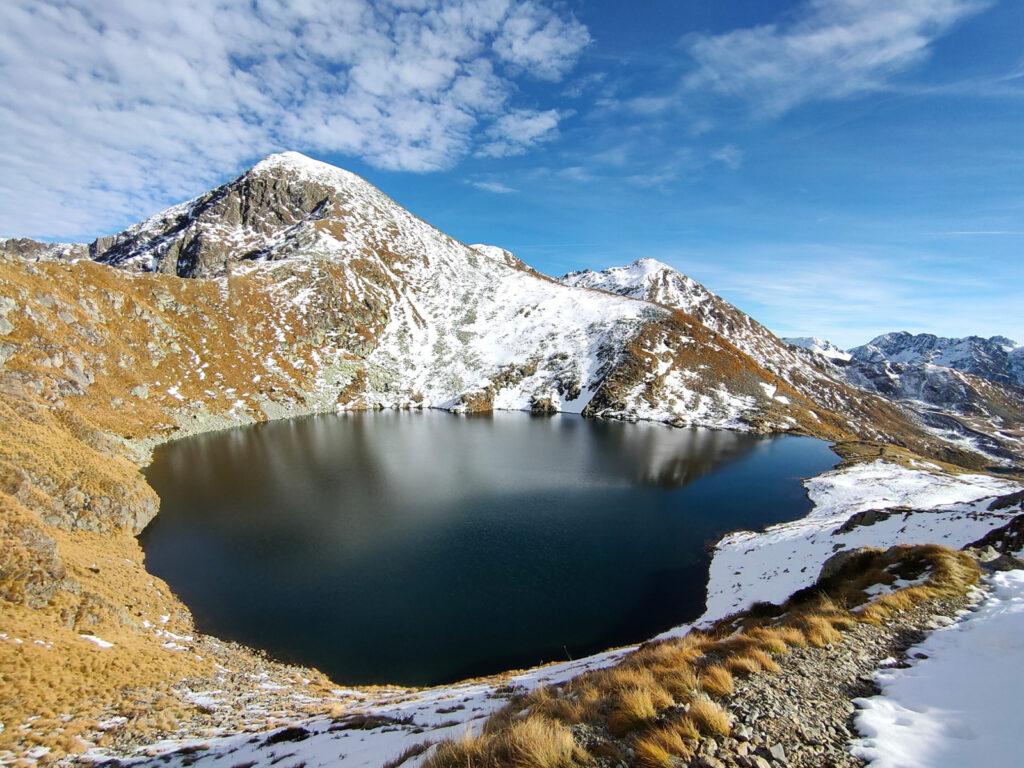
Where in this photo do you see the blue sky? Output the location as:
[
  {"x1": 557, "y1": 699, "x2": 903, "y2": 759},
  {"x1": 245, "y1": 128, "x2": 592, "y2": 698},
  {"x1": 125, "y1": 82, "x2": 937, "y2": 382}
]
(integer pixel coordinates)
[{"x1": 1, "y1": 0, "x2": 1021, "y2": 346}]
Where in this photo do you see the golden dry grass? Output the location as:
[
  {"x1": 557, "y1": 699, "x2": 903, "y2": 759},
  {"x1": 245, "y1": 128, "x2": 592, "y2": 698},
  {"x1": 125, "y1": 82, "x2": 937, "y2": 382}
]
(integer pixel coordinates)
[
  {"x1": 0, "y1": 256, "x2": 377, "y2": 758},
  {"x1": 607, "y1": 686, "x2": 668, "y2": 736},
  {"x1": 698, "y1": 665, "x2": 734, "y2": 697},
  {"x1": 745, "y1": 627, "x2": 792, "y2": 655},
  {"x1": 686, "y1": 697, "x2": 731, "y2": 737},
  {"x1": 425, "y1": 716, "x2": 585, "y2": 768},
  {"x1": 633, "y1": 724, "x2": 694, "y2": 767}
]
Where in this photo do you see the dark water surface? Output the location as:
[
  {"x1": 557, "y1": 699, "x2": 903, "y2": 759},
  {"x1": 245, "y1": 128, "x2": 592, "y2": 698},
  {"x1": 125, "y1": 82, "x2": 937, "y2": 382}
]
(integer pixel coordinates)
[{"x1": 141, "y1": 411, "x2": 836, "y2": 686}]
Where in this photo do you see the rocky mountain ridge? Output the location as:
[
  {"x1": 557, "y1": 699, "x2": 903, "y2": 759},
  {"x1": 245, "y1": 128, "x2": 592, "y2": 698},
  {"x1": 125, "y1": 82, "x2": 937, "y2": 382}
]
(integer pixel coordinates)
[
  {"x1": 850, "y1": 331, "x2": 1023, "y2": 387},
  {"x1": 779, "y1": 332, "x2": 1024, "y2": 460}
]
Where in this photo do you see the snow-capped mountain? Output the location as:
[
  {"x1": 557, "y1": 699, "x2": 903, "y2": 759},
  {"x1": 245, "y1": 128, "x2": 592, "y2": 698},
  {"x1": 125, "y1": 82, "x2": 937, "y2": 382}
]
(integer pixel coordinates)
[
  {"x1": 1, "y1": 153, "x2": 1002, "y2": 464},
  {"x1": 19, "y1": 152, "x2": 845, "y2": 432},
  {"x1": 561, "y1": 259, "x2": 883, "y2": 429},
  {"x1": 784, "y1": 336, "x2": 852, "y2": 362},
  {"x1": 850, "y1": 332, "x2": 1024, "y2": 388},
  {"x1": 560, "y1": 260, "x2": 1024, "y2": 462}
]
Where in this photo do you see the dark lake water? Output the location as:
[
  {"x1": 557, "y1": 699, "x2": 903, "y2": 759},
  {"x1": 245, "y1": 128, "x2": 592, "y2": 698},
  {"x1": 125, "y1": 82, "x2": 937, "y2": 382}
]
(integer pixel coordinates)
[{"x1": 141, "y1": 411, "x2": 836, "y2": 686}]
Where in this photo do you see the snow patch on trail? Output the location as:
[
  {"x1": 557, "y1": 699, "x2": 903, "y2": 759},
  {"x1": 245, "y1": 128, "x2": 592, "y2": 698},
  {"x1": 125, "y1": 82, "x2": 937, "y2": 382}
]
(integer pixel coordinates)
[{"x1": 852, "y1": 569, "x2": 1024, "y2": 768}]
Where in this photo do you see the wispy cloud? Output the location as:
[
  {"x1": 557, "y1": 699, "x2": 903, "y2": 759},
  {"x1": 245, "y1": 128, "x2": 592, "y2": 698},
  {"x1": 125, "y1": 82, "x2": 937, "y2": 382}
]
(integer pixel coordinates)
[
  {"x1": 662, "y1": 242, "x2": 1022, "y2": 347},
  {"x1": 683, "y1": 0, "x2": 989, "y2": 116},
  {"x1": 0, "y1": 0, "x2": 589, "y2": 238},
  {"x1": 711, "y1": 144, "x2": 744, "y2": 170},
  {"x1": 468, "y1": 179, "x2": 517, "y2": 193}
]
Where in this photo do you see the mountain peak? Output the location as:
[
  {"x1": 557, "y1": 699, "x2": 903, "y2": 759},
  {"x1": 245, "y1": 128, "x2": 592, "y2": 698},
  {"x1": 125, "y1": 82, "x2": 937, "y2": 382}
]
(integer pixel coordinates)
[
  {"x1": 628, "y1": 257, "x2": 674, "y2": 274},
  {"x1": 784, "y1": 336, "x2": 852, "y2": 362},
  {"x1": 248, "y1": 150, "x2": 363, "y2": 188}
]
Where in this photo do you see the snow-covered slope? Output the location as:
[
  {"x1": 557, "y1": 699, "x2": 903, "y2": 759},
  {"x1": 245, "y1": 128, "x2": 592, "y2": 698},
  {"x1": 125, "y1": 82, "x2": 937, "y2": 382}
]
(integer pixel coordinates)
[
  {"x1": 853, "y1": 569, "x2": 1024, "y2": 768},
  {"x1": 562, "y1": 258, "x2": 848, "y2": 389},
  {"x1": 563, "y1": 258, "x2": 717, "y2": 315},
  {"x1": 784, "y1": 336, "x2": 852, "y2": 362},
  {"x1": 701, "y1": 461, "x2": 1020, "y2": 620}
]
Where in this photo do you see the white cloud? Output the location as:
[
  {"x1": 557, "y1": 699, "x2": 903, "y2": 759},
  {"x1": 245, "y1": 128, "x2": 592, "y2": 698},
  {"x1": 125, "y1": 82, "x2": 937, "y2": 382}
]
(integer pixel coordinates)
[
  {"x1": 468, "y1": 180, "x2": 516, "y2": 193},
  {"x1": 0, "y1": 0, "x2": 589, "y2": 239},
  {"x1": 493, "y1": 1, "x2": 590, "y2": 81},
  {"x1": 477, "y1": 108, "x2": 564, "y2": 157},
  {"x1": 684, "y1": 0, "x2": 989, "y2": 115}
]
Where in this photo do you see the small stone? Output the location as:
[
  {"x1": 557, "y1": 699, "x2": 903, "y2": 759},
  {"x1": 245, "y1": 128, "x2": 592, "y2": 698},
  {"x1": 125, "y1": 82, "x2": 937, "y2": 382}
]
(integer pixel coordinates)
[{"x1": 768, "y1": 743, "x2": 787, "y2": 763}]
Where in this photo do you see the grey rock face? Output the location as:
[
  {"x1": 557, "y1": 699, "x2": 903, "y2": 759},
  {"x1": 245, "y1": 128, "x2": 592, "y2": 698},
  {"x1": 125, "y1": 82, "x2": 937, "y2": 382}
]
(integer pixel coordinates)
[
  {"x1": 94, "y1": 165, "x2": 339, "y2": 278},
  {"x1": 0, "y1": 237, "x2": 87, "y2": 262}
]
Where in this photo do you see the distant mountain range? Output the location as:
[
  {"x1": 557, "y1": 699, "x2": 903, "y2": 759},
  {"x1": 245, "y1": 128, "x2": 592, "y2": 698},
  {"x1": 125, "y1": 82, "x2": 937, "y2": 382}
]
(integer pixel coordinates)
[
  {"x1": 850, "y1": 332, "x2": 1023, "y2": 387},
  {"x1": 783, "y1": 333, "x2": 1024, "y2": 461}
]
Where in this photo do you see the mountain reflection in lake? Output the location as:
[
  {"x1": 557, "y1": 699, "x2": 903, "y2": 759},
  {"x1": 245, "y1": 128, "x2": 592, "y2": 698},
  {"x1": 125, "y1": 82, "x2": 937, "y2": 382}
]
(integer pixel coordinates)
[{"x1": 142, "y1": 411, "x2": 836, "y2": 686}]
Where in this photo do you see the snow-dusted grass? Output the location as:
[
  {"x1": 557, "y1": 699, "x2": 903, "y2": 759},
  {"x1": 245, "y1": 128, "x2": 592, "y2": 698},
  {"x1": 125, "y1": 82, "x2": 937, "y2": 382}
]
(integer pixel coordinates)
[{"x1": 852, "y1": 569, "x2": 1024, "y2": 768}]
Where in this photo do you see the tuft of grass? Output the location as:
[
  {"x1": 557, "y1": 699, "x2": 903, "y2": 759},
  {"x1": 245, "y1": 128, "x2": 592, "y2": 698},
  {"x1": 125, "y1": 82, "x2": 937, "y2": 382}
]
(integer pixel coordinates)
[
  {"x1": 425, "y1": 730, "x2": 486, "y2": 768},
  {"x1": 794, "y1": 615, "x2": 843, "y2": 647},
  {"x1": 773, "y1": 626, "x2": 809, "y2": 647},
  {"x1": 747, "y1": 648, "x2": 781, "y2": 674},
  {"x1": 607, "y1": 686, "x2": 666, "y2": 736},
  {"x1": 633, "y1": 724, "x2": 694, "y2": 767},
  {"x1": 746, "y1": 628, "x2": 790, "y2": 655},
  {"x1": 519, "y1": 685, "x2": 597, "y2": 726},
  {"x1": 425, "y1": 716, "x2": 584, "y2": 768},
  {"x1": 655, "y1": 665, "x2": 698, "y2": 699},
  {"x1": 725, "y1": 656, "x2": 760, "y2": 677},
  {"x1": 382, "y1": 740, "x2": 434, "y2": 768},
  {"x1": 687, "y1": 697, "x2": 731, "y2": 737},
  {"x1": 723, "y1": 647, "x2": 781, "y2": 677},
  {"x1": 665, "y1": 714, "x2": 700, "y2": 742},
  {"x1": 698, "y1": 665, "x2": 734, "y2": 697}
]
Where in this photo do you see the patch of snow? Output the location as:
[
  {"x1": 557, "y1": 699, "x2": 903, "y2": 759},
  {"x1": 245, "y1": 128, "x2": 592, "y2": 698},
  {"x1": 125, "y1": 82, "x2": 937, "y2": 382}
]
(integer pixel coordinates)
[{"x1": 80, "y1": 634, "x2": 114, "y2": 649}]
